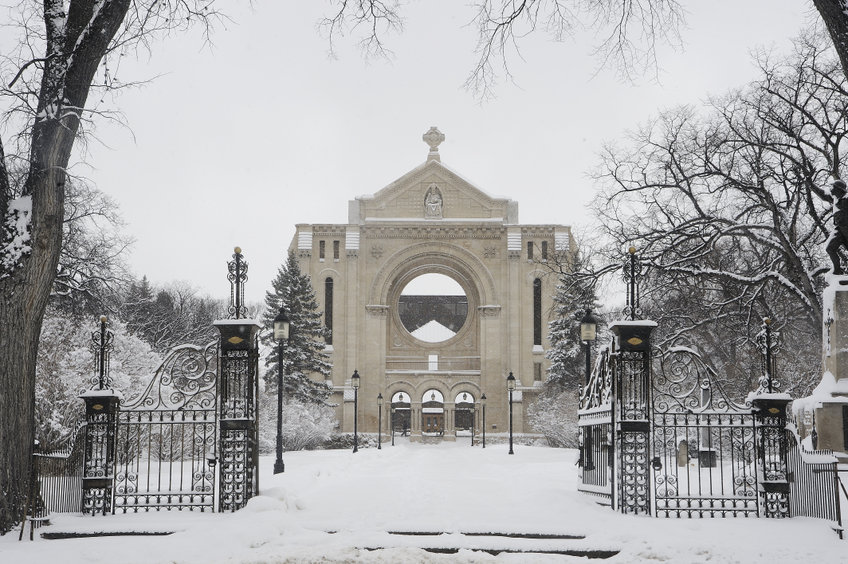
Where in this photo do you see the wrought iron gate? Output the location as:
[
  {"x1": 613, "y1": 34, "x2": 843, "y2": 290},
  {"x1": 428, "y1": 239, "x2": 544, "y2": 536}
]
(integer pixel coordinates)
[
  {"x1": 650, "y1": 348, "x2": 758, "y2": 517},
  {"x1": 114, "y1": 342, "x2": 219, "y2": 512},
  {"x1": 578, "y1": 349, "x2": 614, "y2": 503}
]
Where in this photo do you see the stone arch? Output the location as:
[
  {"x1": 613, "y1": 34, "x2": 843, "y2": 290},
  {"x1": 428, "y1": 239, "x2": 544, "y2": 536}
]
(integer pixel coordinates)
[
  {"x1": 448, "y1": 381, "x2": 481, "y2": 399},
  {"x1": 368, "y1": 241, "x2": 497, "y2": 307},
  {"x1": 318, "y1": 266, "x2": 343, "y2": 280},
  {"x1": 415, "y1": 379, "x2": 451, "y2": 400}
]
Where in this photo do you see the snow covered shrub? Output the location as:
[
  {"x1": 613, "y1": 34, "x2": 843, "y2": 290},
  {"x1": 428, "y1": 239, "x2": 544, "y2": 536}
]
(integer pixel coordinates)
[
  {"x1": 527, "y1": 384, "x2": 580, "y2": 448},
  {"x1": 36, "y1": 308, "x2": 162, "y2": 451},
  {"x1": 257, "y1": 392, "x2": 336, "y2": 452}
]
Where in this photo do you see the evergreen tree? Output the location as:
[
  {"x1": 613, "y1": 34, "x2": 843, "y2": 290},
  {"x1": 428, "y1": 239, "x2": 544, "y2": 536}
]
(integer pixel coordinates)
[
  {"x1": 261, "y1": 251, "x2": 332, "y2": 404},
  {"x1": 546, "y1": 251, "x2": 600, "y2": 387},
  {"x1": 530, "y1": 250, "x2": 599, "y2": 447}
]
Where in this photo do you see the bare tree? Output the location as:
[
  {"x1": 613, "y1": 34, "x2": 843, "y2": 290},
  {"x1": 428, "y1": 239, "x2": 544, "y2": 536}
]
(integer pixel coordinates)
[
  {"x1": 322, "y1": 1, "x2": 848, "y2": 100},
  {"x1": 593, "y1": 31, "x2": 847, "y2": 395},
  {"x1": 0, "y1": 0, "x2": 222, "y2": 533}
]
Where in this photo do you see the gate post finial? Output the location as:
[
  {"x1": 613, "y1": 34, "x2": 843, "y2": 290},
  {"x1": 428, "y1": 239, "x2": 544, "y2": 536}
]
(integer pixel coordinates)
[
  {"x1": 623, "y1": 246, "x2": 641, "y2": 320},
  {"x1": 227, "y1": 246, "x2": 249, "y2": 319}
]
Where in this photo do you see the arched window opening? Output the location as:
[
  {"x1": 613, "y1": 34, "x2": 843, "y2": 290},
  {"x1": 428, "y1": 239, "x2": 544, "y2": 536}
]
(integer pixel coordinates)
[
  {"x1": 454, "y1": 391, "x2": 475, "y2": 433},
  {"x1": 391, "y1": 391, "x2": 411, "y2": 435},
  {"x1": 422, "y1": 389, "x2": 445, "y2": 435},
  {"x1": 324, "y1": 277, "x2": 334, "y2": 345},
  {"x1": 533, "y1": 278, "x2": 542, "y2": 346}
]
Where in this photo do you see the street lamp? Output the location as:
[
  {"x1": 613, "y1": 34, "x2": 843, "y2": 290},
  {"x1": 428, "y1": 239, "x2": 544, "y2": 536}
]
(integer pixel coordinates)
[
  {"x1": 377, "y1": 393, "x2": 383, "y2": 450},
  {"x1": 351, "y1": 370, "x2": 360, "y2": 453},
  {"x1": 580, "y1": 309, "x2": 598, "y2": 385},
  {"x1": 481, "y1": 393, "x2": 487, "y2": 449},
  {"x1": 507, "y1": 372, "x2": 516, "y2": 455},
  {"x1": 273, "y1": 306, "x2": 291, "y2": 474}
]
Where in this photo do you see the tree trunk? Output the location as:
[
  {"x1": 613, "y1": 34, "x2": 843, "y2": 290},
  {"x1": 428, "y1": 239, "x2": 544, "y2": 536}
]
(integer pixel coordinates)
[
  {"x1": 0, "y1": 0, "x2": 131, "y2": 533},
  {"x1": 814, "y1": 0, "x2": 848, "y2": 80}
]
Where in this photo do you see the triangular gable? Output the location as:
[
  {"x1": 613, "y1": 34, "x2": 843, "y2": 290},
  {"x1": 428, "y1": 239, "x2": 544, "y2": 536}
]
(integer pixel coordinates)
[{"x1": 349, "y1": 159, "x2": 518, "y2": 224}]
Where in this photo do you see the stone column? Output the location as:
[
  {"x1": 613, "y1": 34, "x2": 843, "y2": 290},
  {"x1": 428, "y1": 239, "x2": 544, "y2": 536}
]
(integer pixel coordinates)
[
  {"x1": 408, "y1": 402, "x2": 421, "y2": 441},
  {"x1": 444, "y1": 404, "x2": 456, "y2": 441}
]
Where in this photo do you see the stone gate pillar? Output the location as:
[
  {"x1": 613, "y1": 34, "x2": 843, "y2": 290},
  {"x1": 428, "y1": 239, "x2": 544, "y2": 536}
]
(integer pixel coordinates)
[
  {"x1": 610, "y1": 320, "x2": 657, "y2": 515},
  {"x1": 813, "y1": 281, "x2": 848, "y2": 461}
]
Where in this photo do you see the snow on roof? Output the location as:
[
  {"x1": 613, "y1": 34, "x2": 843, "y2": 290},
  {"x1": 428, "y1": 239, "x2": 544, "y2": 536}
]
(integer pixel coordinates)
[{"x1": 411, "y1": 320, "x2": 456, "y2": 343}]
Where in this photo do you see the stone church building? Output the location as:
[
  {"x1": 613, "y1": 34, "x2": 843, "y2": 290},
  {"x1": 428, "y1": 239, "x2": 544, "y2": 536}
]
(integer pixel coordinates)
[{"x1": 289, "y1": 128, "x2": 574, "y2": 440}]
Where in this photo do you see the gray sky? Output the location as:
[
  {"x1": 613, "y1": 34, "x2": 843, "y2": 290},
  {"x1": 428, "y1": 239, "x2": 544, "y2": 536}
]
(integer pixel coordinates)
[{"x1": 79, "y1": 0, "x2": 811, "y2": 305}]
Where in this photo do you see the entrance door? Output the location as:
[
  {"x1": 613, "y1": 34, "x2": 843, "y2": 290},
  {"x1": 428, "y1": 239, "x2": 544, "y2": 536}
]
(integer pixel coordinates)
[
  {"x1": 421, "y1": 389, "x2": 445, "y2": 435},
  {"x1": 424, "y1": 413, "x2": 444, "y2": 434}
]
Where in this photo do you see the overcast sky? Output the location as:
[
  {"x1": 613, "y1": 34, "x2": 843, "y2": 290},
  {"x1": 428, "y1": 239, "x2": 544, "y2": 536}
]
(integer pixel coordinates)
[{"x1": 74, "y1": 0, "x2": 812, "y2": 306}]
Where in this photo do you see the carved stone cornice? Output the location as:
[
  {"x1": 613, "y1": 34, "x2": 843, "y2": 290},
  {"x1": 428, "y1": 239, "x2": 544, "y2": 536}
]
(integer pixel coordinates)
[
  {"x1": 478, "y1": 305, "x2": 501, "y2": 317},
  {"x1": 298, "y1": 250, "x2": 312, "y2": 258},
  {"x1": 366, "y1": 304, "x2": 390, "y2": 317},
  {"x1": 363, "y1": 225, "x2": 503, "y2": 240}
]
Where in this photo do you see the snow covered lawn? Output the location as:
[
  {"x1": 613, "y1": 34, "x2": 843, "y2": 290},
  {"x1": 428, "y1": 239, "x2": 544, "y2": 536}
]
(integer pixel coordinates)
[{"x1": 1, "y1": 442, "x2": 844, "y2": 563}]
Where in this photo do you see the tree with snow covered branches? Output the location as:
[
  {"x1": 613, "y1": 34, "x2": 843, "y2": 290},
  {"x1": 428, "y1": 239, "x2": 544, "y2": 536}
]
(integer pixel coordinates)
[
  {"x1": 261, "y1": 251, "x2": 332, "y2": 404},
  {"x1": 593, "y1": 30, "x2": 846, "y2": 397},
  {"x1": 0, "y1": 1, "x2": 224, "y2": 533}
]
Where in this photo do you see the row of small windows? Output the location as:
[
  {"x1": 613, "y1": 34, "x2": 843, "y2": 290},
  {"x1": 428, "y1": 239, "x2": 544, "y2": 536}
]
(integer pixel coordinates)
[
  {"x1": 526, "y1": 241, "x2": 549, "y2": 261},
  {"x1": 319, "y1": 240, "x2": 340, "y2": 260}
]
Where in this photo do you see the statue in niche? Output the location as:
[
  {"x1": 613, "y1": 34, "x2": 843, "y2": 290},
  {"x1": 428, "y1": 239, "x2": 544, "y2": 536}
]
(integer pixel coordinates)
[
  {"x1": 827, "y1": 180, "x2": 848, "y2": 275},
  {"x1": 424, "y1": 185, "x2": 443, "y2": 219}
]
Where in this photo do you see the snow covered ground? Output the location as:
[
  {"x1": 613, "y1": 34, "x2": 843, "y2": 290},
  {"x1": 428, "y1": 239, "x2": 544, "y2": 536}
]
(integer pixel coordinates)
[{"x1": 1, "y1": 441, "x2": 845, "y2": 563}]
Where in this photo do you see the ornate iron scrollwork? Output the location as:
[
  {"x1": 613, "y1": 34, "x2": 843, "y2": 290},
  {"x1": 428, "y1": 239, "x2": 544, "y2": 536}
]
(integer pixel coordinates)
[
  {"x1": 651, "y1": 346, "x2": 759, "y2": 517},
  {"x1": 122, "y1": 341, "x2": 218, "y2": 411}
]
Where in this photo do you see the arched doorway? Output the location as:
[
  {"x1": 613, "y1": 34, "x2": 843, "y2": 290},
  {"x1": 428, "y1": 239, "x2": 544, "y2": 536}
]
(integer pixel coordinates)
[
  {"x1": 422, "y1": 389, "x2": 444, "y2": 435},
  {"x1": 391, "y1": 391, "x2": 411, "y2": 436},
  {"x1": 454, "y1": 392, "x2": 475, "y2": 434}
]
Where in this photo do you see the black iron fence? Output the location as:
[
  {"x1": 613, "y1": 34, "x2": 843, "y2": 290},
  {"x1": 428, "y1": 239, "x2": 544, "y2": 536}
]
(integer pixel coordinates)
[
  {"x1": 577, "y1": 339, "x2": 844, "y2": 533},
  {"x1": 786, "y1": 427, "x2": 843, "y2": 537},
  {"x1": 34, "y1": 423, "x2": 86, "y2": 515},
  {"x1": 114, "y1": 409, "x2": 217, "y2": 512}
]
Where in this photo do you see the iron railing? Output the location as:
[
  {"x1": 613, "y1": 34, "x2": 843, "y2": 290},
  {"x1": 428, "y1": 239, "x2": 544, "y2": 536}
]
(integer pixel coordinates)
[{"x1": 786, "y1": 426, "x2": 843, "y2": 538}]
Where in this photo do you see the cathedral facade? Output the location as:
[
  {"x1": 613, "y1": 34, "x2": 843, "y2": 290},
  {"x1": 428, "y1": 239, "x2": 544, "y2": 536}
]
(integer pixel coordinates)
[{"x1": 289, "y1": 128, "x2": 574, "y2": 440}]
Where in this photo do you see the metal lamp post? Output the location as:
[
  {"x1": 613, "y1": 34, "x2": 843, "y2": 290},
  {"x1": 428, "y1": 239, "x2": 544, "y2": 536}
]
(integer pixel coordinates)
[
  {"x1": 351, "y1": 370, "x2": 360, "y2": 453},
  {"x1": 580, "y1": 309, "x2": 597, "y2": 385},
  {"x1": 377, "y1": 393, "x2": 383, "y2": 450},
  {"x1": 481, "y1": 393, "x2": 487, "y2": 448},
  {"x1": 507, "y1": 372, "x2": 516, "y2": 455},
  {"x1": 273, "y1": 307, "x2": 291, "y2": 474}
]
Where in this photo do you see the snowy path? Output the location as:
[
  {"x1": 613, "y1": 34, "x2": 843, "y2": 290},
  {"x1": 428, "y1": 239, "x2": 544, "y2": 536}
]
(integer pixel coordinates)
[{"x1": 1, "y1": 442, "x2": 845, "y2": 563}]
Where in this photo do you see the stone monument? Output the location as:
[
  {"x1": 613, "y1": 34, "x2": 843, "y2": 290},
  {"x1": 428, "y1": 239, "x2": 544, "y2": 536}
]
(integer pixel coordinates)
[{"x1": 796, "y1": 180, "x2": 848, "y2": 461}]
